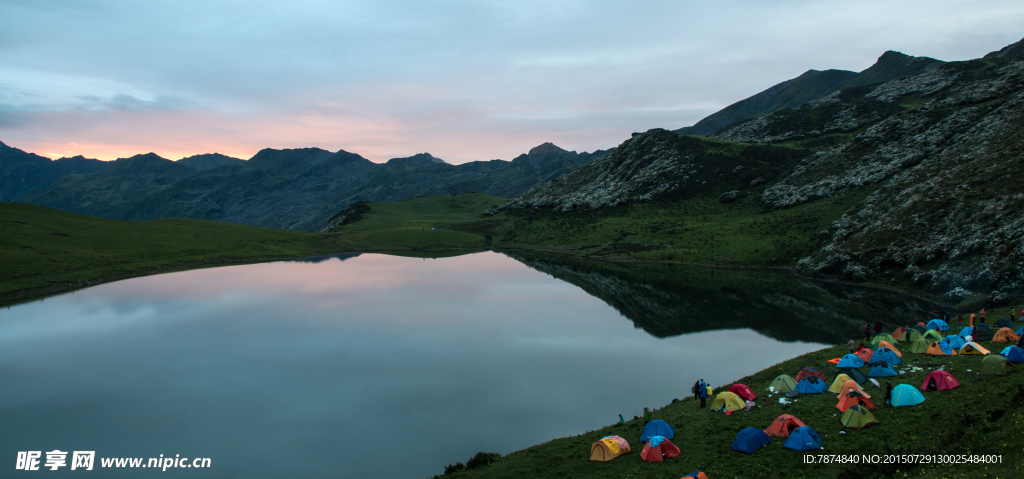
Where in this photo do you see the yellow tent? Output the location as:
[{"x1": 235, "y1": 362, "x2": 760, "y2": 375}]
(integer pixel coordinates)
[
  {"x1": 828, "y1": 374, "x2": 852, "y2": 393},
  {"x1": 710, "y1": 391, "x2": 746, "y2": 412},
  {"x1": 590, "y1": 436, "x2": 631, "y2": 462},
  {"x1": 959, "y1": 342, "x2": 990, "y2": 355},
  {"x1": 836, "y1": 379, "x2": 870, "y2": 399}
]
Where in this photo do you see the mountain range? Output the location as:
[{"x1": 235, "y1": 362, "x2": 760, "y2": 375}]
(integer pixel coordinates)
[{"x1": 1, "y1": 141, "x2": 609, "y2": 230}]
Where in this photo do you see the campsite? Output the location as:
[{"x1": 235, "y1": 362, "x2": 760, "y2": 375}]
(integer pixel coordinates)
[{"x1": 439, "y1": 314, "x2": 1024, "y2": 478}]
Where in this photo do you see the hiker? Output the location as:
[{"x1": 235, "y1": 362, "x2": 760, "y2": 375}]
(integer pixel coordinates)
[
  {"x1": 699, "y1": 382, "x2": 708, "y2": 408},
  {"x1": 874, "y1": 320, "x2": 882, "y2": 337},
  {"x1": 980, "y1": 308, "x2": 986, "y2": 323},
  {"x1": 957, "y1": 315, "x2": 963, "y2": 330},
  {"x1": 848, "y1": 339, "x2": 857, "y2": 354},
  {"x1": 884, "y1": 382, "x2": 893, "y2": 406},
  {"x1": 864, "y1": 324, "x2": 871, "y2": 341},
  {"x1": 858, "y1": 342, "x2": 867, "y2": 351},
  {"x1": 692, "y1": 380, "x2": 701, "y2": 401}
]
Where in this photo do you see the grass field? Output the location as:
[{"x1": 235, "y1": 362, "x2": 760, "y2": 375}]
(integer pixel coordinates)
[
  {"x1": 434, "y1": 327, "x2": 1024, "y2": 479},
  {"x1": 0, "y1": 202, "x2": 342, "y2": 303}
]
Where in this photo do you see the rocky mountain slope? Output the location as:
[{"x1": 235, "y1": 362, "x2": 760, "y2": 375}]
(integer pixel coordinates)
[
  {"x1": 492, "y1": 37, "x2": 1024, "y2": 305},
  {"x1": 0, "y1": 142, "x2": 109, "y2": 201},
  {"x1": 675, "y1": 51, "x2": 943, "y2": 136},
  {"x1": 8, "y1": 141, "x2": 608, "y2": 230}
]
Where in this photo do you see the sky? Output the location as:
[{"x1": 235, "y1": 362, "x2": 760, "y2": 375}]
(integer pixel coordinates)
[{"x1": 1, "y1": 1, "x2": 1023, "y2": 164}]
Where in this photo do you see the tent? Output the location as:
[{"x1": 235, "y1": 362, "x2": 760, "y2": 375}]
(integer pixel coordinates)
[
  {"x1": 640, "y1": 436, "x2": 679, "y2": 462},
  {"x1": 877, "y1": 341, "x2": 902, "y2": 357},
  {"x1": 1016, "y1": 326, "x2": 1024, "y2": 337},
  {"x1": 782, "y1": 426, "x2": 823, "y2": 452},
  {"x1": 711, "y1": 392, "x2": 746, "y2": 412},
  {"x1": 926, "y1": 319, "x2": 951, "y2": 331},
  {"x1": 795, "y1": 377, "x2": 828, "y2": 394},
  {"x1": 871, "y1": 334, "x2": 897, "y2": 347},
  {"x1": 941, "y1": 336, "x2": 966, "y2": 349},
  {"x1": 764, "y1": 414, "x2": 806, "y2": 437},
  {"x1": 836, "y1": 391, "x2": 876, "y2": 412},
  {"x1": 959, "y1": 327, "x2": 975, "y2": 338},
  {"x1": 911, "y1": 324, "x2": 927, "y2": 334},
  {"x1": 837, "y1": 367, "x2": 868, "y2": 385},
  {"x1": 1000, "y1": 346, "x2": 1024, "y2": 363},
  {"x1": 769, "y1": 374, "x2": 798, "y2": 393},
  {"x1": 921, "y1": 370, "x2": 960, "y2": 391},
  {"x1": 891, "y1": 384, "x2": 925, "y2": 406},
  {"x1": 731, "y1": 427, "x2": 771, "y2": 454},
  {"x1": 927, "y1": 342, "x2": 957, "y2": 356},
  {"x1": 893, "y1": 326, "x2": 907, "y2": 340},
  {"x1": 854, "y1": 349, "x2": 874, "y2": 363},
  {"x1": 835, "y1": 379, "x2": 870, "y2": 398},
  {"x1": 980, "y1": 356, "x2": 1014, "y2": 376},
  {"x1": 995, "y1": 317, "x2": 1015, "y2": 329},
  {"x1": 870, "y1": 348, "x2": 901, "y2": 366},
  {"x1": 993, "y1": 328, "x2": 1020, "y2": 343},
  {"x1": 640, "y1": 420, "x2": 675, "y2": 442},
  {"x1": 974, "y1": 324, "x2": 995, "y2": 341},
  {"x1": 1019, "y1": 334, "x2": 1024, "y2": 349},
  {"x1": 840, "y1": 405, "x2": 878, "y2": 429},
  {"x1": 590, "y1": 436, "x2": 631, "y2": 461},
  {"x1": 836, "y1": 354, "x2": 865, "y2": 369},
  {"x1": 959, "y1": 342, "x2": 990, "y2": 355},
  {"x1": 728, "y1": 384, "x2": 757, "y2": 401},
  {"x1": 867, "y1": 363, "x2": 897, "y2": 378},
  {"x1": 907, "y1": 339, "x2": 930, "y2": 354},
  {"x1": 795, "y1": 367, "x2": 826, "y2": 382},
  {"x1": 682, "y1": 473, "x2": 710, "y2": 479},
  {"x1": 828, "y1": 374, "x2": 853, "y2": 393},
  {"x1": 922, "y1": 330, "x2": 944, "y2": 343}
]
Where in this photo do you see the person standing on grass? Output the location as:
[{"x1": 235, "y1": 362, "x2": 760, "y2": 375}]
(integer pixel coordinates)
[
  {"x1": 865, "y1": 324, "x2": 871, "y2": 341},
  {"x1": 980, "y1": 308, "x2": 986, "y2": 323},
  {"x1": 692, "y1": 380, "x2": 701, "y2": 401},
  {"x1": 848, "y1": 339, "x2": 857, "y2": 354},
  {"x1": 885, "y1": 382, "x2": 893, "y2": 406},
  {"x1": 699, "y1": 381, "x2": 708, "y2": 408},
  {"x1": 957, "y1": 315, "x2": 963, "y2": 330}
]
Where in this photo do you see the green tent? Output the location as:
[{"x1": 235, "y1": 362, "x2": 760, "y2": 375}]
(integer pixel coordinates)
[
  {"x1": 922, "y1": 330, "x2": 944, "y2": 343},
  {"x1": 979, "y1": 356, "x2": 1015, "y2": 376},
  {"x1": 907, "y1": 339, "x2": 930, "y2": 354},
  {"x1": 912, "y1": 325, "x2": 928, "y2": 334},
  {"x1": 906, "y1": 331, "x2": 924, "y2": 343},
  {"x1": 871, "y1": 334, "x2": 897, "y2": 347},
  {"x1": 841, "y1": 405, "x2": 878, "y2": 429},
  {"x1": 837, "y1": 367, "x2": 867, "y2": 385},
  {"x1": 769, "y1": 374, "x2": 798, "y2": 393}
]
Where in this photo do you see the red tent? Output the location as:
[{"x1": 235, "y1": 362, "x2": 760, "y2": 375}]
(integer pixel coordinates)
[
  {"x1": 921, "y1": 370, "x2": 960, "y2": 391},
  {"x1": 836, "y1": 392, "x2": 876, "y2": 412},
  {"x1": 640, "y1": 438, "x2": 680, "y2": 462},
  {"x1": 854, "y1": 349, "x2": 873, "y2": 362},
  {"x1": 795, "y1": 367, "x2": 827, "y2": 382},
  {"x1": 728, "y1": 384, "x2": 757, "y2": 401},
  {"x1": 764, "y1": 414, "x2": 806, "y2": 437},
  {"x1": 893, "y1": 326, "x2": 907, "y2": 340}
]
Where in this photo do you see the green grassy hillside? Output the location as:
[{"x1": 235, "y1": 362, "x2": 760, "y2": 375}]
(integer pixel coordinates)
[
  {"x1": 0, "y1": 203, "x2": 342, "y2": 304},
  {"x1": 434, "y1": 333, "x2": 1024, "y2": 479}
]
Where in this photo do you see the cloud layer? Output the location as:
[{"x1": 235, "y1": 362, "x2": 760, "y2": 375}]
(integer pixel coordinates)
[{"x1": 1, "y1": 0, "x2": 1022, "y2": 162}]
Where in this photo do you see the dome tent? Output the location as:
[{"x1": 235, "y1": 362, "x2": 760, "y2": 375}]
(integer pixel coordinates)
[
  {"x1": 795, "y1": 377, "x2": 828, "y2": 394},
  {"x1": 921, "y1": 370, "x2": 960, "y2": 391},
  {"x1": 795, "y1": 367, "x2": 826, "y2": 382},
  {"x1": 926, "y1": 319, "x2": 951, "y2": 331},
  {"x1": 640, "y1": 436, "x2": 679, "y2": 462},
  {"x1": 764, "y1": 414, "x2": 806, "y2": 437},
  {"x1": 783, "y1": 426, "x2": 823, "y2": 452},
  {"x1": 995, "y1": 317, "x2": 1015, "y2": 329},
  {"x1": 942, "y1": 336, "x2": 966, "y2": 349},
  {"x1": 867, "y1": 363, "x2": 897, "y2": 378},
  {"x1": 640, "y1": 419, "x2": 674, "y2": 442},
  {"x1": 922, "y1": 330, "x2": 944, "y2": 343},
  {"x1": 891, "y1": 384, "x2": 926, "y2": 406},
  {"x1": 711, "y1": 392, "x2": 746, "y2": 412},
  {"x1": 682, "y1": 472, "x2": 709, "y2": 479},
  {"x1": 993, "y1": 328, "x2": 1020, "y2": 343},
  {"x1": 870, "y1": 348, "x2": 901, "y2": 366},
  {"x1": 769, "y1": 374, "x2": 798, "y2": 393},
  {"x1": 836, "y1": 354, "x2": 865, "y2": 369},
  {"x1": 871, "y1": 334, "x2": 897, "y2": 347},
  {"x1": 974, "y1": 324, "x2": 995, "y2": 342},
  {"x1": 1000, "y1": 346, "x2": 1024, "y2": 363},
  {"x1": 958, "y1": 327, "x2": 975, "y2": 338},
  {"x1": 980, "y1": 356, "x2": 1014, "y2": 376},
  {"x1": 959, "y1": 342, "x2": 990, "y2": 355},
  {"x1": 837, "y1": 367, "x2": 867, "y2": 385},
  {"x1": 731, "y1": 427, "x2": 771, "y2": 454},
  {"x1": 836, "y1": 391, "x2": 875, "y2": 412},
  {"x1": 828, "y1": 374, "x2": 853, "y2": 393},
  {"x1": 907, "y1": 339, "x2": 930, "y2": 354},
  {"x1": 840, "y1": 405, "x2": 878, "y2": 429},
  {"x1": 728, "y1": 383, "x2": 757, "y2": 401},
  {"x1": 854, "y1": 349, "x2": 874, "y2": 362},
  {"x1": 590, "y1": 436, "x2": 631, "y2": 462}
]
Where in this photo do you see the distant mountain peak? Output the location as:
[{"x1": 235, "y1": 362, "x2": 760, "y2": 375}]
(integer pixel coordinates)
[
  {"x1": 984, "y1": 36, "x2": 1024, "y2": 60},
  {"x1": 385, "y1": 152, "x2": 449, "y2": 167},
  {"x1": 528, "y1": 142, "x2": 571, "y2": 157}
]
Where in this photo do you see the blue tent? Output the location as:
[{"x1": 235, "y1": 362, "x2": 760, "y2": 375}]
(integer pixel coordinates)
[
  {"x1": 942, "y1": 336, "x2": 966, "y2": 349},
  {"x1": 640, "y1": 419, "x2": 675, "y2": 442},
  {"x1": 731, "y1": 427, "x2": 771, "y2": 454},
  {"x1": 782, "y1": 426, "x2": 823, "y2": 452},
  {"x1": 927, "y1": 319, "x2": 951, "y2": 331},
  {"x1": 837, "y1": 354, "x2": 865, "y2": 368},
  {"x1": 795, "y1": 377, "x2": 828, "y2": 394},
  {"x1": 1016, "y1": 326, "x2": 1024, "y2": 337},
  {"x1": 1000, "y1": 346, "x2": 1024, "y2": 363},
  {"x1": 867, "y1": 363, "x2": 897, "y2": 378},
  {"x1": 959, "y1": 326, "x2": 974, "y2": 338},
  {"x1": 869, "y1": 348, "x2": 901, "y2": 366},
  {"x1": 891, "y1": 384, "x2": 925, "y2": 406},
  {"x1": 937, "y1": 341, "x2": 955, "y2": 355},
  {"x1": 682, "y1": 473, "x2": 708, "y2": 478}
]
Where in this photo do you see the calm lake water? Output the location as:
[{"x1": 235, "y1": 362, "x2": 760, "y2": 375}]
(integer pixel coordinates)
[{"x1": 0, "y1": 252, "x2": 939, "y2": 478}]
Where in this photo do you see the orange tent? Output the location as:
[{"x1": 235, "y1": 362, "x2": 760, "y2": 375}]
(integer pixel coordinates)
[
  {"x1": 927, "y1": 342, "x2": 958, "y2": 356},
  {"x1": 836, "y1": 392, "x2": 876, "y2": 412},
  {"x1": 764, "y1": 414, "x2": 806, "y2": 437},
  {"x1": 854, "y1": 349, "x2": 873, "y2": 362},
  {"x1": 836, "y1": 379, "x2": 870, "y2": 398},
  {"x1": 893, "y1": 327, "x2": 907, "y2": 340},
  {"x1": 682, "y1": 473, "x2": 710, "y2": 479},
  {"x1": 590, "y1": 436, "x2": 631, "y2": 462},
  {"x1": 640, "y1": 437, "x2": 679, "y2": 462},
  {"x1": 993, "y1": 328, "x2": 1020, "y2": 343},
  {"x1": 877, "y1": 341, "x2": 902, "y2": 357}
]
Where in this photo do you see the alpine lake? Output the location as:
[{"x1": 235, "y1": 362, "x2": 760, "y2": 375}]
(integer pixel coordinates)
[{"x1": 0, "y1": 251, "x2": 940, "y2": 478}]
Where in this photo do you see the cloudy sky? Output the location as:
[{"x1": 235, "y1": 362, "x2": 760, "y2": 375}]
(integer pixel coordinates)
[{"x1": 1, "y1": 0, "x2": 1023, "y2": 163}]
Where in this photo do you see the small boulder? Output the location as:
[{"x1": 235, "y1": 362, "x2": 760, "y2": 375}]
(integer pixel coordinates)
[{"x1": 719, "y1": 190, "x2": 741, "y2": 203}]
